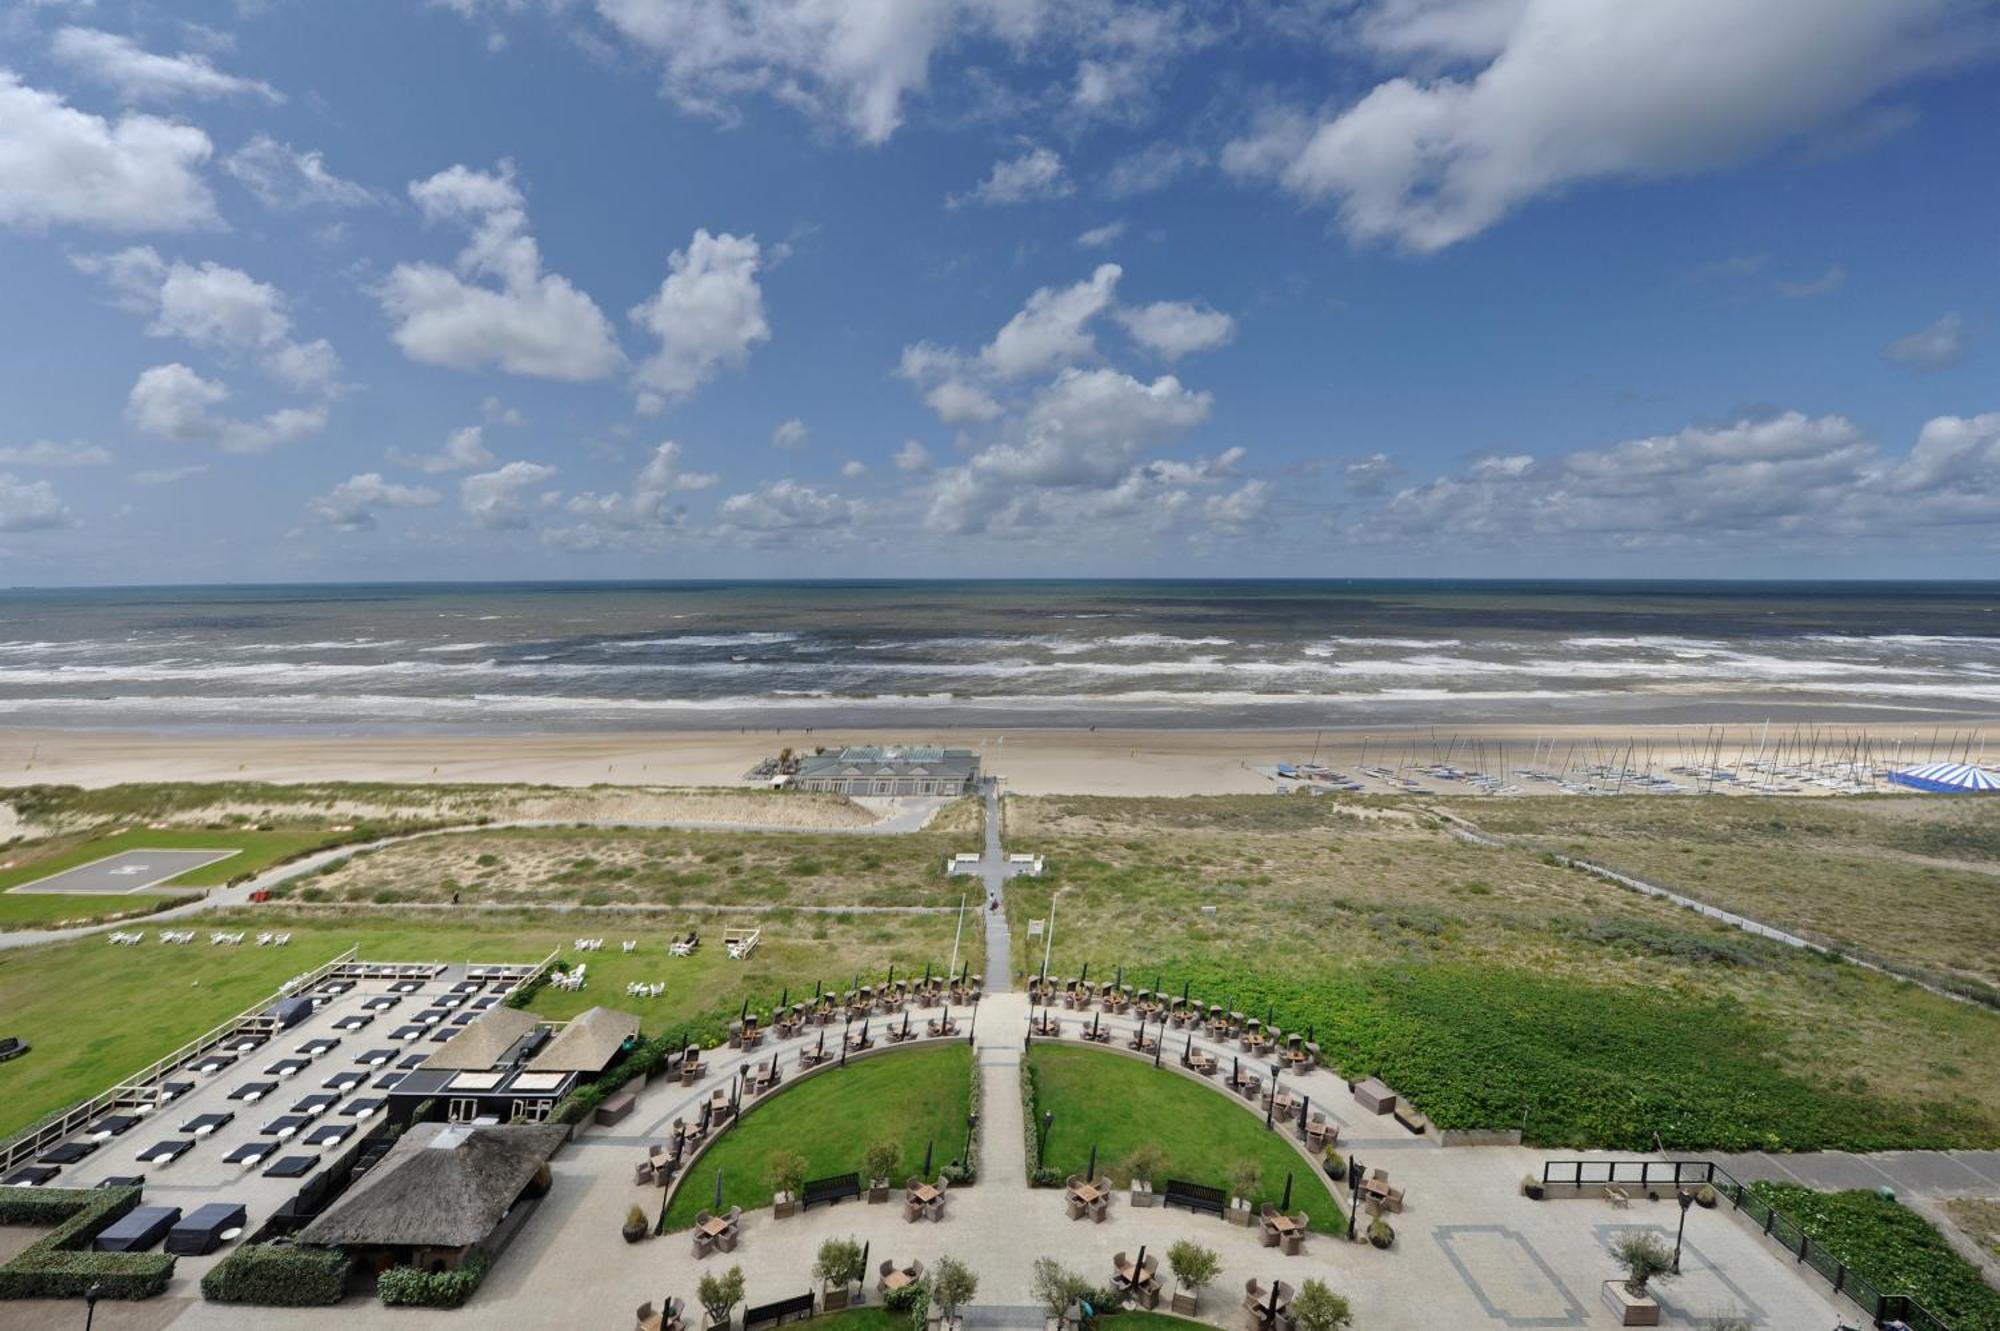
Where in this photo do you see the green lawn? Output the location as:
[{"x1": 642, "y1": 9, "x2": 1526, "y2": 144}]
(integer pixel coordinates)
[
  {"x1": 663, "y1": 1043, "x2": 973, "y2": 1230},
  {"x1": 0, "y1": 907, "x2": 956, "y2": 1142},
  {"x1": 0, "y1": 825, "x2": 356, "y2": 893},
  {"x1": 1026, "y1": 1045, "x2": 1342, "y2": 1233},
  {"x1": 0, "y1": 890, "x2": 198, "y2": 929}
]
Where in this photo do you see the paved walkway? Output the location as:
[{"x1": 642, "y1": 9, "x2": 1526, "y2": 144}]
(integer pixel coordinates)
[
  {"x1": 1707, "y1": 1147, "x2": 2000, "y2": 1196},
  {"x1": 977, "y1": 780, "x2": 1014, "y2": 992}
]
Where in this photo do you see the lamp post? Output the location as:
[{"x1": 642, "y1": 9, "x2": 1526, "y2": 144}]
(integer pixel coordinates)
[
  {"x1": 1038, "y1": 1111, "x2": 1054, "y2": 1170},
  {"x1": 1673, "y1": 1188, "x2": 1695, "y2": 1273},
  {"x1": 84, "y1": 1283, "x2": 103, "y2": 1331},
  {"x1": 1346, "y1": 1157, "x2": 1363, "y2": 1242}
]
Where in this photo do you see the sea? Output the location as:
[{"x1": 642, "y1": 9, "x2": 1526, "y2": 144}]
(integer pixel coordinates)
[{"x1": 0, "y1": 580, "x2": 1996, "y2": 734}]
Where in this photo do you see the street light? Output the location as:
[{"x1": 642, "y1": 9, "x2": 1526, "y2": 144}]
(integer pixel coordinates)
[
  {"x1": 1039, "y1": 1111, "x2": 1055, "y2": 1169},
  {"x1": 84, "y1": 1283, "x2": 103, "y2": 1331},
  {"x1": 1673, "y1": 1188, "x2": 1695, "y2": 1273}
]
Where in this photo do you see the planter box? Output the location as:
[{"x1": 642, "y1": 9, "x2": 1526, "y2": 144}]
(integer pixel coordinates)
[
  {"x1": 1170, "y1": 1291, "x2": 1199, "y2": 1317},
  {"x1": 822, "y1": 1284, "x2": 852, "y2": 1311},
  {"x1": 773, "y1": 1193, "x2": 799, "y2": 1220},
  {"x1": 1600, "y1": 1281, "x2": 1660, "y2": 1327},
  {"x1": 1130, "y1": 1183, "x2": 1159, "y2": 1208},
  {"x1": 867, "y1": 1184, "x2": 890, "y2": 1205},
  {"x1": 1227, "y1": 1201, "x2": 1255, "y2": 1227}
]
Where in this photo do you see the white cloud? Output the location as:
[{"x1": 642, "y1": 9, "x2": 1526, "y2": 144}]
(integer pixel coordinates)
[
  {"x1": 1343, "y1": 452, "x2": 1402, "y2": 495},
  {"x1": 0, "y1": 441, "x2": 110, "y2": 467},
  {"x1": 308, "y1": 472, "x2": 441, "y2": 530},
  {"x1": 1778, "y1": 264, "x2": 1847, "y2": 299},
  {"x1": 894, "y1": 439, "x2": 933, "y2": 473},
  {"x1": 771, "y1": 417, "x2": 808, "y2": 451},
  {"x1": 131, "y1": 463, "x2": 208, "y2": 485},
  {"x1": 546, "y1": 441, "x2": 720, "y2": 550},
  {"x1": 224, "y1": 135, "x2": 377, "y2": 210},
  {"x1": 716, "y1": 477, "x2": 855, "y2": 539},
  {"x1": 51, "y1": 26, "x2": 283, "y2": 103},
  {"x1": 388, "y1": 425, "x2": 496, "y2": 475},
  {"x1": 0, "y1": 73, "x2": 216, "y2": 232},
  {"x1": 1116, "y1": 299, "x2": 1237, "y2": 361},
  {"x1": 951, "y1": 145, "x2": 1072, "y2": 208},
  {"x1": 1203, "y1": 478, "x2": 1271, "y2": 529},
  {"x1": 461, "y1": 459, "x2": 558, "y2": 529},
  {"x1": 0, "y1": 474, "x2": 72, "y2": 532},
  {"x1": 1076, "y1": 221, "x2": 1126, "y2": 248},
  {"x1": 982, "y1": 263, "x2": 1121, "y2": 378},
  {"x1": 592, "y1": 0, "x2": 955, "y2": 144},
  {"x1": 125, "y1": 363, "x2": 327, "y2": 454},
  {"x1": 378, "y1": 162, "x2": 624, "y2": 381},
  {"x1": 840, "y1": 459, "x2": 868, "y2": 478},
  {"x1": 72, "y1": 246, "x2": 341, "y2": 393},
  {"x1": 1102, "y1": 141, "x2": 1202, "y2": 197},
  {"x1": 630, "y1": 229, "x2": 769, "y2": 410},
  {"x1": 1225, "y1": 0, "x2": 1984, "y2": 251},
  {"x1": 1884, "y1": 312, "x2": 1969, "y2": 371}
]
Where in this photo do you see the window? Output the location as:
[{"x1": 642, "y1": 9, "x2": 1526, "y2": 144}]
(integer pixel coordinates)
[
  {"x1": 447, "y1": 1097, "x2": 479, "y2": 1123},
  {"x1": 512, "y1": 1098, "x2": 551, "y2": 1123}
]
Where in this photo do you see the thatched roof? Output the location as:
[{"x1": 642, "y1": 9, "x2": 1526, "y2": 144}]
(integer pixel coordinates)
[
  {"x1": 527, "y1": 1006, "x2": 639, "y2": 1074},
  {"x1": 421, "y1": 1008, "x2": 541, "y2": 1072},
  {"x1": 298, "y1": 1122, "x2": 567, "y2": 1249}
]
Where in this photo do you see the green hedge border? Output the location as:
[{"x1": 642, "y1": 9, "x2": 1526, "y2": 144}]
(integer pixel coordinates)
[
  {"x1": 200, "y1": 1242, "x2": 350, "y2": 1306},
  {"x1": 0, "y1": 1185, "x2": 175, "y2": 1300}
]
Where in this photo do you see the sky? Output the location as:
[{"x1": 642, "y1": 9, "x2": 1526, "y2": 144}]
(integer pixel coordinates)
[{"x1": 0, "y1": 0, "x2": 1997, "y2": 585}]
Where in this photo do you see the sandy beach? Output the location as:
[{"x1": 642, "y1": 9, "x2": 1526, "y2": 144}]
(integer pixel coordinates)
[{"x1": 0, "y1": 721, "x2": 1985, "y2": 797}]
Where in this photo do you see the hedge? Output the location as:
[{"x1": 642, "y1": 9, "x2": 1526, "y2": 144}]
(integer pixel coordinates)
[
  {"x1": 377, "y1": 1253, "x2": 491, "y2": 1308},
  {"x1": 0, "y1": 1186, "x2": 175, "y2": 1301},
  {"x1": 200, "y1": 1242, "x2": 350, "y2": 1306}
]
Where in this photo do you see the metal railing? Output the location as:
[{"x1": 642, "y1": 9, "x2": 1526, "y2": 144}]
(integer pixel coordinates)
[
  {"x1": 1541, "y1": 1160, "x2": 1952, "y2": 1330},
  {"x1": 0, "y1": 944, "x2": 360, "y2": 1175}
]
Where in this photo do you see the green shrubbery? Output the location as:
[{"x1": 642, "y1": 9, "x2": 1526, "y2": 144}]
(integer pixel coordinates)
[
  {"x1": 377, "y1": 1254, "x2": 491, "y2": 1308},
  {"x1": 1146, "y1": 958, "x2": 1970, "y2": 1151},
  {"x1": 0, "y1": 1186, "x2": 174, "y2": 1301},
  {"x1": 1749, "y1": 1182, "x2": 2000, "y2": 1331},
  {"x1": 200, "y1": 1243, "x2": 350, "y2": 1306}
]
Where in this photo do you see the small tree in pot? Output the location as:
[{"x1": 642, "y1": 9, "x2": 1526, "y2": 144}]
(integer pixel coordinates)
[
  {"x1": 1124, "y1": 1143, "x2": 1166, "y2": 1206},
  {"x1": 928, "y1": 1255, "x2": 978, "y2": 1331},
  {"x1": 1603, "y1": 1232, "x2": 1675, "y2": 1326},
  {"x1": 768, "y1": 1149, "x2": 809, "y2": 1219},
  {"x1": 865, "y1": 1139, "x2": 900, "y2": 1203},
  {"x1": 1289, "y1": 1279, "x2": 1353, "y2": 1331},
  {"x1": 1165, "y1": 1239, "x2": 1220, "y2": 1315},
  {"x1": 1226, "y1": 1160, "x2": 1262, "y2": 1226},
  {"x1": 813, "y1": 1236, "x2": 865, "y2": 1311},
  {"x1": 623, "y1": 1203, "x2": 650, "y2": 1243},
  {"x1": 1030, "y1": 1257, "x2": 1092, "y2": 1329},
  {"x1": 698, "y1": 1265, "x2": 746, "y2": 1331}
]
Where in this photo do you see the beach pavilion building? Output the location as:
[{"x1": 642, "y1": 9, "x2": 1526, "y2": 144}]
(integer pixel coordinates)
[
  {"x1": 296, "y1": 1121, "x2": 567, "y2": 1274},
  {"x1": 1888, "y1": 761, "x2": 2000, "y2": 793},
  {"x1": 387, "y1": 1005, "x2": 639, "y2": 1127},
  {"x1": 790, "y1": 745, "x2": 980, "y2": 797}
]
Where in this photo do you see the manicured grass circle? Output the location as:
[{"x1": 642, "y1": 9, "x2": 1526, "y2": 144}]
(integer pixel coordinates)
[
  {"x1": 1027, "y1": 1044, "x2": 1342, "y2": 1233},
  {"x1": 663, "y1": 1043, "x2": 973, "y2": 1231}
]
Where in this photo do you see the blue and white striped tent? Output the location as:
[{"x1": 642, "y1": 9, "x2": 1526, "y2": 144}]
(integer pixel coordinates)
[{"x1": 1887, "y1": 762, "x2": 2000, "y2": 794}]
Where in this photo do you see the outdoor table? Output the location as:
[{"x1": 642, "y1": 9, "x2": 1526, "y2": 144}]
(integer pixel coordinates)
[
  {"x1": 1114, "y1": 1261, "x2": 1153, "y2": 1289},
  {"x1": 883, "y1": 1270, "x2": 914, "y2": 1292},
  {"x1": 166, "y1": 1202, "x2": 247, "y2": 1256},
  {"x1": 909, "y1": 1184, "x2": 940, "y2": 1205},
  {"x1": 1267, "y1": 1215, "x2": 1301, "y2": 1236},
  {"x1": 1070, "y1": 1183, "x2": 1102, "y2": 1206},
  {"x1": 94, "y1": 1205, "x2": 179, "y2": 1252},
  {"x1": 698, "y1": 1216, "x2": 733, "y2": 1238}
]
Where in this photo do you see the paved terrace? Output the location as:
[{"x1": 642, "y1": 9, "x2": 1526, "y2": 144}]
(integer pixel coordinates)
[{"x1": 101, "y1": 986, "x2": 1863, "y2": 1331}]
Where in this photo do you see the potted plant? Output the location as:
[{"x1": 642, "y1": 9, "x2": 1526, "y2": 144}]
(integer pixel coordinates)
[
  {"x1": 1694, "y1": 1183, "x2": 1718, "y2": 1209},
  {"x1": 865, "y1": 1140, "x2": 899, "y2": 1204},
  {"x1": 1602, "y1": 1232, "x2": 1674, "y2": 1326},
  {"x1": 699, "y1": 1266, "x2": 746, "y2": 1331},
  {"x1": 1226, "y1": 1160, "x2": 1262, "y2": 1227},
  {"x1": 1125, "y1": 1143, "x2": 1166, "y2": 1207},
  {"x1": 622, "y1": 1204, "x2": 650, "y2": 1244},
  {"x1": 1288, "y1": 1279, "x2": 1353, "y2": 1331},
  {"x1": 1166, "y1": 1239, "x2": 1220, "y2": 1316},
  {"x1": 813, "y1": 1236, "x2": 864, "y2": 1311},
  {"x1": 1367, "y1": 1217, "x2": 1394, "y2": 1250},
  {"x1": 1030, "y1": 1258, "x2": 1092, "y2": 1331},
  {"x1": 1521, "y1": 1173, "x2": 1546, "y2": 1201},
  {"x1": 928, "y1": 1255, "x2": 978, "y2": 1331},
  {"x1": 1323, "y1": 1148, "x2": 1344, "y2": 1181},
  {"x1": 768, "y1": 1149, "x2": 808, "y2": 1219}
]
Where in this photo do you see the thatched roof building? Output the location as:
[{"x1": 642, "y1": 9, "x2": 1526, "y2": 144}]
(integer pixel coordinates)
[
  {"x1": 422, "y1": 1008, "x2": 542, "y2": 1072},
  {"x1": 298, "y1": 1122, "x2": 566, "y2": 1255},
  {"x1": 527, "y1": 1006, "x2": 639, "y2": 1074}
]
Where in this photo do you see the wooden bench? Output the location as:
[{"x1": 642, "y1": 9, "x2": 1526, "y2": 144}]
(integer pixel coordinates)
[
  {"x1": 744, "y1": 1292, "x2": 816, "y2": 1331},
  {"x1": 802, "y1": 1172, "x2": 862, "y2": 1210},
  {"x1": 1392, "y1": 1107, "x2": 1425, "y2": 1135},
  {"x1": 596, "y1": 1090, "x2": 637, "y2": 1126},
  {"x1": 1163, "y1": 1178, "x2": 1227, "y2": 1218},
  {"x1": 1604, "y1": 1185, "x2": 1630, "y2": 1208}
]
